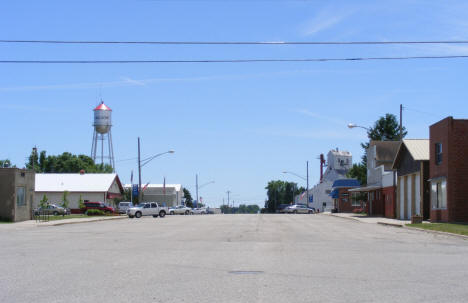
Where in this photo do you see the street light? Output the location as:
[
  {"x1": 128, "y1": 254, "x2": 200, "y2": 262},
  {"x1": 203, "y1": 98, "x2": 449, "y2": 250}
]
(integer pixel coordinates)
[
  {"x1": 347, "y1": 123, "x2": 370, "y2": 131},
  {"x1": 195, "y1": 174, "x2": 215, "y2": 208},
  {"x1": 137, "y1": 137, "x2": 174, "y2": 202},
  {"x1": 282, "y1": 161, "x2": 309, "y2": 207}
]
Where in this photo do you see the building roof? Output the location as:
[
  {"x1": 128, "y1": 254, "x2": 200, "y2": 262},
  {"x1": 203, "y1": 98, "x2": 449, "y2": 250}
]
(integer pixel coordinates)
[
  {"x1": 331, "y1": 179, "x2": 361, "y2": 188},
  {"x1": 402, "y1": 139, "x2": 429, "y2": 161},
  {"x1": 36, "y1": 173, "x2": 123, "y2": 193},
  {"x1": 369, "y1": 140, "x2": 401, "y2": 163},
  {"x1": 124, "y1": 184, "x2": 182, "y2": 191},
  {"x1": 94, "y1": 101, "x2": 112, "y2": 111},
  {"x1": 392, "y1": 139, "x2": 429, "y2": 169}
]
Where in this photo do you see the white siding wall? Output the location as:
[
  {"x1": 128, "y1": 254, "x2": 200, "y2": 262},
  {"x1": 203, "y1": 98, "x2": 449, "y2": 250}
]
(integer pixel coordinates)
[
  {"x1": 34, "y1": 192, "x2": 106, "y2": 209},
  {"x1": 399, "y1": 177, "x2": 405, "y2": 219},
  {"x1": 406, "y1": 176, "x2": 412, "y2": 219},
  {"x1": 415, "y1": 174, "x2": 421, "y2": 215}
]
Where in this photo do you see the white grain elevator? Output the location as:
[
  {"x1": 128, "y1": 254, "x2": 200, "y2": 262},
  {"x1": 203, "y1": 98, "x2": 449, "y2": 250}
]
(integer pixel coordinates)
[{"x1": 91, "y1": 101, "x2": 115, "y2": 171}]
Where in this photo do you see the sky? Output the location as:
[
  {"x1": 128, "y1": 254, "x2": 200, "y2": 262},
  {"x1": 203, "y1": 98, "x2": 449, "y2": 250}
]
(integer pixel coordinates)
[{"x1": 1, "y1": 0, "x2": 468, "y2": 207}]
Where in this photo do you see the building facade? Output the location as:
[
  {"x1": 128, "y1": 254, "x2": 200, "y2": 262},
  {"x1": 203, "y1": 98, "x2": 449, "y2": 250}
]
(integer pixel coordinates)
[
  {"x1": 429, "y1": 117, "x2": 468, "y2": 222},
  {"x1": 330, "y1": 179, "x2": 362, "y2": 212},
  {"x1": 392, "y1": 139, "x2": 430, "y2": 220},
  {"x1": 0, "y1": 168, "x2": 35, "y2": 222},
  {"x1": 296, "y1": 149, "x2": 352, "y2": 212},
  {"x1": 34, "y1": 173, "x2": 124, "y2": 209},
  {"x1": 125, "y1": 184, "x2": 184, "y2": 207},
  {"x1": 350, "y1": 141, "x2": 400, "y2": 218}
]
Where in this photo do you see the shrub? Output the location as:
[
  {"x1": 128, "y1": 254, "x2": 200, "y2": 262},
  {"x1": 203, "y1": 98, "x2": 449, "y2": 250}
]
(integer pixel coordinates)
[{"x1": 85, "y1": 209, "x2": 105, "y2": 216}]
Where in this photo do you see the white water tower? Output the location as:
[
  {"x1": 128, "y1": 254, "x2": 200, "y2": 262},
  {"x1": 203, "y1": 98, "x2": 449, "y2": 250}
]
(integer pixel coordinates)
[{"x1": 91, "y1": 101, "x2": 115, "y2": 171}]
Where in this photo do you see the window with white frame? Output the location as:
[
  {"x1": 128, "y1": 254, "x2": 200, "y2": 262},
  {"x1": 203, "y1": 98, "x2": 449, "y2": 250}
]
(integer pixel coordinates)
[{"x1": 431, "y1": 179, "x2": 447, "y2": 209}]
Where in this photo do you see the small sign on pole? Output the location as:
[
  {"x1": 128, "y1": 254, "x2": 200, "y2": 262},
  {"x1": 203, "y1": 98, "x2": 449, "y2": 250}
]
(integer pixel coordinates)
[{"x1": 132, "y1": 184, "x2": 139, "y2": 197}]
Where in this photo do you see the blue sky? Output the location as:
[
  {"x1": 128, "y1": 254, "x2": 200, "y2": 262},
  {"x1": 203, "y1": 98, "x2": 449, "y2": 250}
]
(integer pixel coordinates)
[{"x1": 2, "y1": 0, "x2": 468, "y2": 207}]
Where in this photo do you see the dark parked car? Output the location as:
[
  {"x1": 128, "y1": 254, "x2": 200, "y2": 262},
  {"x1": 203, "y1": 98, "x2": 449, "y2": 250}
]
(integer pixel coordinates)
[{"x1": 83, "y1": 202, "x2": 114, "y2": 214}]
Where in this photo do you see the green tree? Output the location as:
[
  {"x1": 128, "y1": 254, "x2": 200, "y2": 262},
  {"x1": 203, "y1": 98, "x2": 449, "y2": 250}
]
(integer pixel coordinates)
[
  {"x1": 183, "y1": 188, "x2": 193, "y2": 208},
  {"x1": 346, "y1": 163, "x2": 367, "y2": 186},
  {"x1": 265, "y1": 180, "x2": 303, "y2": 213},
  {"x1": 61, "y1": 191, "x2": 69, "y2": 209},
  {"x1": 39, "y1": 194, "x2": 49, "y2": 208},
  {"x1": 0, "y1": 159, "x2": 15, "y2": 168},
  {"x1": 26, "y1": 150, "x2": 113, "y2": 173}
]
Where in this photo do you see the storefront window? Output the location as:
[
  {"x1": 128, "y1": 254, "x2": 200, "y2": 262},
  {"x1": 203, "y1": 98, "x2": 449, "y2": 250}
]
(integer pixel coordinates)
[
  {"x1": 16, "y1": 187, "x2": 25, "y2": 206},
  {"x1": 431, "y1": 179, "x2": 447, "y2": 209}
]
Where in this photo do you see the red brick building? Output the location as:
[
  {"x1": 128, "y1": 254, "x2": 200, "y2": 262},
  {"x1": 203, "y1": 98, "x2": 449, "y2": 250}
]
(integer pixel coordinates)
[
  {"x1": 429, "y1": 117, "x2": 468, "y2": 222},
  {"x1": 330, "y1": 179, "x2": 362, "y2": 212}
]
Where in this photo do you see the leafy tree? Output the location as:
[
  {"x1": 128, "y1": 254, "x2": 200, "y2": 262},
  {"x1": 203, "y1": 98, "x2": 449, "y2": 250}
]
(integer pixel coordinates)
[
  {"x1": 78, "y1": 194, "x2": 85, "y2": 209},
  {"x1": 265, "y1": 180, "x2": 303, "y2": 213},
  {"x1": 0, "y1": 159, "x2": 15, "y2": 168},
  {"x1": 346, "y1": 163, "x2": 367, "y2": 186},
  {"x1": 61, "y1": 191, "x2": 69, "y2": 209},
  {"x1": 183, "y1": 188, "x2": 193, "y2": 208},
  {"x1": 349, "y1": 113, "x2": 407, "y2": 183},
  {"x1": 39, "y1": 194, "x2": 49, "y2": 208},
  {"x1": 26, "y1": 150, "x2": 113, "y2": 173}
]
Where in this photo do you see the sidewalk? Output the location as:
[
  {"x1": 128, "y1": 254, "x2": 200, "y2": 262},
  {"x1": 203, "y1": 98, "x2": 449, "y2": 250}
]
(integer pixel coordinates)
[
  {"x1": 326, "y1": 212, "x2": 410, "y2": 227},
  {"x1": 0, "y1": 215, "x2": 127, "y2": 229}
]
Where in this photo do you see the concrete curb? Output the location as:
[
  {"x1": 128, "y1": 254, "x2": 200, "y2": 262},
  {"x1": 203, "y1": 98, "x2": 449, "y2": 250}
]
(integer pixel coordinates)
[
  {"x1": 36, "y1": 216, "x2": 127, "y2": 227},
  {"x1": 404, "y1": 226, "x2": 468, "y2": 240},
  {"x1": 377, "y1": 222, "x2": 404, "y2": 228},
  {"x1": 326, "y1": 213, "x2": 363, "y2": 223}
]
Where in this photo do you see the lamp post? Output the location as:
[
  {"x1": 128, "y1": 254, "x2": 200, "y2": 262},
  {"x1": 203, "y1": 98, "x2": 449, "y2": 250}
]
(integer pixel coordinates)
[
  {"x1": 283, "y1": 162, "x2": 309, "y2": 207},
  {"x1": 137, "y1": 137, "x2": 174, "y2": 203},
  {"x1": 195, "y1": 174, "x2": 214, "y2": 208},
  {"x1": 347, "y1": 123, "x2": 370, "y2": 131}
]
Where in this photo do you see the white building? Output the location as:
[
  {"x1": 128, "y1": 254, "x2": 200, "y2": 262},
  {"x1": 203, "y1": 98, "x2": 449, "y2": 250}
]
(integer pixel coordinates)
[
  {"x1": 296, "y1": 149, "x2": 352, "y2": 212},
  {"x1": 34, "y1": 173, "x2": 124, "y2": 208},
  {"x1": 124, "y1": 184, "x2": 184, "y2": 207}
]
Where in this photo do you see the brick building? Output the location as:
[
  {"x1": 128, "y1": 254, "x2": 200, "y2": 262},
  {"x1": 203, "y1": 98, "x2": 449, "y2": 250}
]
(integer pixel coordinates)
[
  {"x1": 330, "y1": 179, "x2": 362, "y2": 212},
  {"x1": 429, "y1": 117, "x2": 468, "y2": 222}
]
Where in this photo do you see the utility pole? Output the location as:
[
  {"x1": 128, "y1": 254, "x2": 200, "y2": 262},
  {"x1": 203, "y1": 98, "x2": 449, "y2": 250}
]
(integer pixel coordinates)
[
  {"x1": 195, "y1": 174, "x2": 199, "y2": 209},
  {"x1": 306, "y1": 160, "x2": 309, "y2": 207},
  {"x1": 400, "y1": 104, "x2": 403, "y2": 141},
  {"x1": 138, "y1": 137, "x2": 142, "y2": 203},
  {"x1": 32, "y1": 146, "x2": 37, "y2": 171},
  {"x1": 227, "y1": 190, "x2": 231, "y2": 208}
]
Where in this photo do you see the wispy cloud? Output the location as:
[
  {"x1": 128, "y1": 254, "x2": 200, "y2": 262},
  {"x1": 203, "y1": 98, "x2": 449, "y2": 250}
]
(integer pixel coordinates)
[
  {"x1": 301, "y1": 7, "x2": 355, "y2": 37},
  {"x1": 254, "y1": 128, "x2": 361, "y2": 140},
  {"x1": 294, "y1": 109, "x2": 346, "y2": 126}
]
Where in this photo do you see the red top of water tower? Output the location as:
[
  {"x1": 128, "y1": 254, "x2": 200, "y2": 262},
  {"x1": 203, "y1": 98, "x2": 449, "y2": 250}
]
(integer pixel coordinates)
[{"x1": 94, "y1": 101, "x2": 112, "y2": 111}]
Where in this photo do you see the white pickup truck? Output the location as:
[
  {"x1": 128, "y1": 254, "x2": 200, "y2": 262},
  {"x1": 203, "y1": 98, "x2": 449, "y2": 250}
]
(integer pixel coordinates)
[{"x1": 127, "y1": 202, "x2": 168, "y2": 218}]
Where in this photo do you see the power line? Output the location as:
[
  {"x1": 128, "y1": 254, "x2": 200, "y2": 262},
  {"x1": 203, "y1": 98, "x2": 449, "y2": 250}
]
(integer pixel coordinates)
[
  {"x1": 2, "y1": 39, "x2": 468, "y2": 45},
  {"x1": 1, "y1": 55, "x2": 468, "y2": 64}
]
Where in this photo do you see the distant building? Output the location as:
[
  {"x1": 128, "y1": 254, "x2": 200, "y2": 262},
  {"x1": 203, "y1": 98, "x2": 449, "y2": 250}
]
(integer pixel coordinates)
[
  {"x1": 392, "y1": 139, "x2": 430, "y2": 220},
  {"x1": 330, "y1": 179, "x2": 361, "y2": 212},
  {"x1": 34, "y1": 173, "x2": 124, "y2": 208},
  {"x1": 296, "y1": 149, "x2": 353, "y2": 212},
  {"x1": 350, "y1": 141, "x2": 400, "y2": 217},
  {"x1": 0, "y1": 168, "x2": 35, "y2": 222},
  {"x1": 429, "y1": 117, "x2": 468, "y2": 222},
  {"x1": 125, "y1": 184, "x2": 184, "y2": 207}
]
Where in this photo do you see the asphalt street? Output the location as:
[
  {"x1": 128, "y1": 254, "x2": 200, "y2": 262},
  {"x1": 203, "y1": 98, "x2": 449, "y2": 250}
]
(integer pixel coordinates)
[{"x1": 1, "y1": 214, "x2": 468, "y2": 303}]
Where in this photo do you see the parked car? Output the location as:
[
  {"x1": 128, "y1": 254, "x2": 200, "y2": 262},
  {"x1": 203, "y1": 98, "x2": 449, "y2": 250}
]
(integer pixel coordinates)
[
  {"x1": 83, "y1": 201, "x2": 115, "y2": 214},
  {"x1": 118, "y1": 201, "x2": 134, "y2": 214},
  {"x1": 169, "y1": 205, "x2": 192, "y2": 215},
  {"x1": 285, "y1": 204, "x2": 315, "y2": 214},
  {"x1": 191, "y1": 208, "x2": 207, "y2": 215},
  {"x1": 34, "y1": 204, "x2": 69, "y2": 216},
  {"x1": 277, "y1": 204, "x2": 292, "y2": 213},
  {"x1": 127, "y1": 202, "x2": 168, "y2": 218}
]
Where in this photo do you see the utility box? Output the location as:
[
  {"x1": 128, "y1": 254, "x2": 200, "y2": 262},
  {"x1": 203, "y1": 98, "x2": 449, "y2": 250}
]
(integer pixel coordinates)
[{"x1": 0, "y1": 168, "x2": 35, "y2": 222}]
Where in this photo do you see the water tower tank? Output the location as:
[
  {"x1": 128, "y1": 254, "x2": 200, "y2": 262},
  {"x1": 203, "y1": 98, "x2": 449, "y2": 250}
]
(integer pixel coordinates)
[{"x1": 93, "y1": 101, "x2": 112, "y2": 134}]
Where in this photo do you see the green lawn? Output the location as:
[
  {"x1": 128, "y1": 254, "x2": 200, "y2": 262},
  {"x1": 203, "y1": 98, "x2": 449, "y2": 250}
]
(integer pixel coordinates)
[{"x1": 407, "y1": 223, "x2": 468, "y2": 236}]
